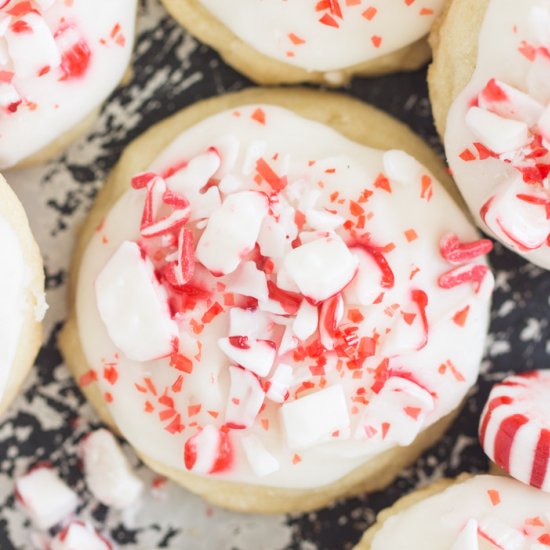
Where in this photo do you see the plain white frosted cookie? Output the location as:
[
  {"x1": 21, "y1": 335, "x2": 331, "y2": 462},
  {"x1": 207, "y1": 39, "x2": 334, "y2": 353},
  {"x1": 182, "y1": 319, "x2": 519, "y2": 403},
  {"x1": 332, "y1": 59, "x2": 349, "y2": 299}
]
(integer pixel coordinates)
[
  {"x1": 430, "y1": 0, "x2": 550, "y2": 269},
  {"x1": 355, "y1": 475, "x2": 550, "y2": 549},
  {"x1": 0, "y1": 174, "x2": 45, "y2": 416},
  {"x1": 161, "y1": 0, "x2": 446, "y2": 85},
  {"x1": 61, "y1": 88, "x2": 493, "y2": 513},
  {"x1": 0, "y1": 0, "x2": 137, "y2": 169}
]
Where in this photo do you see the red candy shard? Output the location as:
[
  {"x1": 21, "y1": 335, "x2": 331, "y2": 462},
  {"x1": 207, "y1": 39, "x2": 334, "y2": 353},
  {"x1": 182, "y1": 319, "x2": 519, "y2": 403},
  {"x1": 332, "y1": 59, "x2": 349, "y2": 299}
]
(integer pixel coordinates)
[{"x1": 440, "y1": 233, "x2": 493, "y2": 265}]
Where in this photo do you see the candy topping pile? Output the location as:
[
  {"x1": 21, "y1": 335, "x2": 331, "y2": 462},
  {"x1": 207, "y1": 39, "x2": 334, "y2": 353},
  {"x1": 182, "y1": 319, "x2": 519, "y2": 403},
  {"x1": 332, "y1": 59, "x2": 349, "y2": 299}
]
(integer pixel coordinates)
[
  {"x1": 80, "y1": 105, "x2": 492, "y2": 486},
  {"x1": 480, "y1": 370, "x2": 550, "y2": 493}
]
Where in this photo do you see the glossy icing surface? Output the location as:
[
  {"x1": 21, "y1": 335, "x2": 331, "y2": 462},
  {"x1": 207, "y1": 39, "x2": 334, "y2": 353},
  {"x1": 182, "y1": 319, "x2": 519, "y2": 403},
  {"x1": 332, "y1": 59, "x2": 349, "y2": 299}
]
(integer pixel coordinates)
[
  {"x1": 76, "y1": 105, "x2": 492, "y2": 489},
  {"x1": 198, "y1": 0, "x2": 445, "y2": 72}
]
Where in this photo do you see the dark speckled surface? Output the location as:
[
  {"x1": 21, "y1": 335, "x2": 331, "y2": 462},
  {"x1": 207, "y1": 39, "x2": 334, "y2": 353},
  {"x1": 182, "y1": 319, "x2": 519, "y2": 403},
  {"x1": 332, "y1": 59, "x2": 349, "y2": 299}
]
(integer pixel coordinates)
[{"x1": 0, "y1": 1, "x2": 548, "y2": 548}]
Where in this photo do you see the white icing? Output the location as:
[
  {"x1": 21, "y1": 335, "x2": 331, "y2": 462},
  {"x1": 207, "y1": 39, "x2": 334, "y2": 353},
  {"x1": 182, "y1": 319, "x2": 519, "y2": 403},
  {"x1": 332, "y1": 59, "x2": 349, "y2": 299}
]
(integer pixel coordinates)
[
  {"x1": 0, "y1": 0, "x2": 136, "y2": 168},
  {"x1": 0, "y1": 214, "x2": 29, "y2": 402},
  {"x1": 371, "y1": 476, "x2": 550, "y2": 550},
  {"x1": 445, "y1": 0, "x2": 550, "y2": 269},
  {"x1": 76, "y1": 105, "x2": 491, "y2": 489},
  {"x1": 197, "y1": 0, "x2": 445, "y2": 72}
]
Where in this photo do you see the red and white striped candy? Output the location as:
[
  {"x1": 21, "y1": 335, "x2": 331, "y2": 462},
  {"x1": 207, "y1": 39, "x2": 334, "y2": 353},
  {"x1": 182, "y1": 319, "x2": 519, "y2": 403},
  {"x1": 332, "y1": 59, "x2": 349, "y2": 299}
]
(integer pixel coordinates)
[
  {"x1": 479, "y1": 370, "x2": 550, "y2": 492},
  {"x1": 184, "y1": 425, "x2": 232, "y2": 474},
  {"x1": 50, "y1": 521, "x2": 112, "y2": 550},
  {"x1": 225, "y1": 366, "x2": 265, "y2": 429}
]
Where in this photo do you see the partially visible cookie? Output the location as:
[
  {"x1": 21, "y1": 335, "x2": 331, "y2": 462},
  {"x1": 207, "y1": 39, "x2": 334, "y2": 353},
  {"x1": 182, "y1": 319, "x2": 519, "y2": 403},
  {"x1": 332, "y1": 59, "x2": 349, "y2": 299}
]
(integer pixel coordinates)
[
  {"x1": 161, "y1": 0, "x2": 446, "y2": 85},
  {"x1": 0, "y1": 0, "x2": 137, "y2": 170},
  {"x1": 61, "y1": 88, "x2": 493, "y2": 513},
  {"x1": 0, "y1": 175, "x2": 45, "y2": 416},
  {"x1": 430, "y1": 0, "x2": 550, "y2": 269},
  {"x1": 356, "y1": 474, "x2": 550, "y2": 549}
]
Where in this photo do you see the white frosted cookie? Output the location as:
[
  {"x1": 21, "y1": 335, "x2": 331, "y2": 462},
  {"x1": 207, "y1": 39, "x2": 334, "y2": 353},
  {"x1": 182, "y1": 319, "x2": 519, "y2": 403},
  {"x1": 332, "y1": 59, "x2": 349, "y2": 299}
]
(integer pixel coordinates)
[
  {"x1": 0, "y1": 0, "x2": 137, "y2": 169},
  {"x1": 61, "y1": 88, "x2": 493, "y2": 513},
  {"x1": 161, "y1": 0, "x2": 446, "y2": 85},
  {"x1": 430, "y1": 0, "x2": 550, "y2": 269},
  {"x1": 0, "y1": 174, "x2": 45, "y2": 416},
  {"x1": 356, "y1": 474, "x2": 550, "y2": 549}
]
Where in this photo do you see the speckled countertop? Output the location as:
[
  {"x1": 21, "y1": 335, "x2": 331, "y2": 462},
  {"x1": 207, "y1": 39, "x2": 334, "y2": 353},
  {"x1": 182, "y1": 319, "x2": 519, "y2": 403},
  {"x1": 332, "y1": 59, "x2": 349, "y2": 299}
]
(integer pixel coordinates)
[{"x1": 1, "y1": 1, "x2": 549, "y2": 549}]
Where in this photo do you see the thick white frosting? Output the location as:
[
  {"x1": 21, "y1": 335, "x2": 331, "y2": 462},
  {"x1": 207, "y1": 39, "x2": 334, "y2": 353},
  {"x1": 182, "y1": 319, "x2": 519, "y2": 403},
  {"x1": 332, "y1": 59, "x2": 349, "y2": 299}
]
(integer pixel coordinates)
[
  {"x1": 0, "y1": 214, "x2": 30, "y2": 402},
  {"x1": 445, "y1": 0, "x2": 550, "y2": 269},
  {"x1": 0, "y1": 0, "x2": 136, "y2": 169},
  {"x1": 371, "y1": 475, "x2": 550, "y2": 549},
  {"x1": 197, "y1": 0, "x2": 445, "y2": 72},
  {"x1": 76, "y1": 104, "x2": 492, "y2": 489}
]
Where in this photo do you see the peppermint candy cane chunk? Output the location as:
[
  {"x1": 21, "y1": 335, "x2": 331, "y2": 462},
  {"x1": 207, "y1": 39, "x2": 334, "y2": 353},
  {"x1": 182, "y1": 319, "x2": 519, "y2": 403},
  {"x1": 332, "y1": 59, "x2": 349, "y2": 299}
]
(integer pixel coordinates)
[{"x1": 479, "y1": 370, "x2": 550, "y2": 491}]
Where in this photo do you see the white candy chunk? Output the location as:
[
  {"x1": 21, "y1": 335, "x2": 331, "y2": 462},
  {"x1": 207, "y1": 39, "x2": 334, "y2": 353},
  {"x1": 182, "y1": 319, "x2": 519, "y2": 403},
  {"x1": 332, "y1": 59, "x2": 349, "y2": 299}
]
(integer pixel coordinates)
[
  {"x1": 81, "y1": 429, "x2": 143, "y2": 510},
  {"x1": 465, "y1": 107, "x2": 529, "y2": 154},
  {"x1": 528, "y1": 54, "x2": 550, "y2": 105},
  {"x1": 0, "y1": 81, "x2": 19, "y2": 107},
  {"x1": 196, "y1": 191, "x2": 268, "y2": 275},
  {"x1": 228, "y1": 307, "x2": 271, "y2": 339},
  {"x1": 0, "y1": 16, "x2": 11, "y2": 39},
  {"x1": 242, "y1": 140, "x2": 266, "y2": 175},
  {"x1": 211, "y1": 135, "x2": 240, "y2": 177},
  {"x1": 279, "y1": 206, "x2": 298, "y2": 241},
  {"x1": 298, "y1": 188, "x2": 320, "y2": 212},
  {"x1": 531, "y1": 3, "x2": 550, "y2": 46},
  {"x1": 219, "y1": 174, "x2": 244, "y2": 194},
  {"x1": 305, "y1": 209, "x2": 345, "y2": 231},
  {"x1": 479, "y1": 80, "x2": 544, "y2": 126},
  {"x1": 319, "y1": 294, "x2": 344, "y2": 351},
  {"x1": 538, "y1": 104, "x2": 550, "y2": 141},
  {"x1": 293, "y1": 301, "x2": 318, "y2": 342},
  {"x1": 218, "y1": 337, "x2": 276, "y2": 377},
  {"x1": 478, "y1": 517, "x2": 525, "y2": 550},
  {"x1": 283, "y1": 234, "x2": 357, "y2": 303},
  {"x1": 356, "y1": 376, "x2": 434, "y2": 445},
  {"x1": 6, "y1": 13, "x2": 60, "y2": 78},
  {"x1": 95, "y1": 241, "x2": 178, "y2": 362},
  {"x1": 276, "y1": 265, "x2": 301, "y2": 293},
  {"x1": 381, "y1": 312, "x2": 425, "y2": 357},
  {"x1": 184, "y1": 425, "x2": 223, "y2": 474},
  {"x1": 225, "y1": 366, "x2": 265, "y2": 429},
  {"x1": 266, "y1": 363, "x2": 293, "y2": 403},
  {"x1": 280, "y1": 385, "x2": 350, "y2": 450},
  {"x1": 344, "y1": 247, "x2": 384, "y2": 306},
  {"x1": 451, "y1": 519, "x2": 479, "y2": 550},
  {"x1": 225, "y1": 260, "x2": 268, "y2": 302},
  {"x1": 50, "y1": 521, "x2": 111, "y2": 550},
  {"x1": 166, "y1": 150, "x2": 222, "y2": 220},
  {"x1": 483, "y1": 178, "x2": 550, "y2": 251},
  {"x1": 278, "y1": 325, "x2": 298, "y2": 355},
  {"x1": 16, "y1": 467, "x2": 78, "y2": 530},
  {"x1": 258, "y1": 216, "x2": 288, "y2": 258},
  {"x1": 382, "y1": 150, "x2": 423, "y2": 186},
  {"x1": 241, "y1": 435, "x2": 279, "y2": 477}
]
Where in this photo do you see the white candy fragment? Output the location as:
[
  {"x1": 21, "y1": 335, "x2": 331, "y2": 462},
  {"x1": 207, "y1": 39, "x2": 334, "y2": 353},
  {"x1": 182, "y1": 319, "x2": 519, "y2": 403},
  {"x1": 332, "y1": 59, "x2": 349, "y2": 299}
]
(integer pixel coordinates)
[
  {"x1": 241, "y1": 435, "x2": 279, "y2": 477},
  {"x1": 478, "y1": 516, "x2": 526, "y2": 550},
  {"x1": 211, "y1": 135, "x2": 240, "y2": 177},
  {"x1": 228, "y1": 307, "x2": 271, "y2": 339},
  {"x1": 280, "y1": 384, "x2": 350, "y2": 450},
  {"x1": 257, "y1": 216, "x2": 288, "y2": 259},
  {"x1": 278, "y1": 325, "x2": 299, "y2": 356},
  {"x1": 95, "y1": 241, "x2": 178, "y2": 362},
  {"x1": 528, "y1": 53, "x2": 550, "y2": 105},
  {"x1": 382, "y1": 150, "x2": 423, "y2": 186},
  {"x1": 319, "y1": 294, "x2": 344, "y2": 351},
  {"x1": 16, "y1": 466, "x2": 78, "y2": 530},
  {"x1": 292, "y1": 300, "x2": 318, "y2": 342},
  {"x1": 266, "y1": 362, "x2": 293, "y2": 403},
  {"x1": 242, "y1": 140, "x2": 266, "y2": 175},
  {"x1": 531, "y1": 2, "x2": 550, "y2": 47},
  {"x1": 479, "y1": 79, "x2": 544, "y2": 126},
  {"x1": 344, "y1": 247, "x2": 385, "y2": 306},
  {"x1": 357, "y1": 376, "x2": 434, "y2": 445},
  {"x1": 225, "y1": 366, "x2": 265, "y2": 429},
  {"x1": 6, "y1": 13, "x2": 60, "y2": 78},
  {"x1": 465, "y1": 107, "x2": 529, "y2": 154},
  {"x1": 219, "y1": 174, "x2": 244, "y2": 194},
  {"x1": 0, "y1": 81, "x2": 19, "y2": 108},
  {"x1": 166, "y1": 149, "x2": 222, "y2": 220},
  {"x1": 305, "y1": 209, "x2": 345, "y2": 231},
  {"x1": 381, "y1": 310, "x2": 426, "y2": 357},
  {"x1": 196, "y1": 191, "x2": 268, "y2": 275},
  {"x1": 451, "y1": 518, "x2": 479, "y2": 550},
  {"x1": 283, "y1": 233, "x2": 357, "y2": 303},
  {"x1": 225, "y1": 261, "x2": 268, "y2": 302},
  {"x1": 538, "y1": 104, "x2": 550, "y2": 141},
  {"x1": 50, "y1": 521, "x2": 111, "y2": 550},
  {"x1": 81, "y1": 429, "x2": 143, "y2": 510},
  {"x1": 218, "y1": 336, "x2": 276, "y2": 377},
  {"x1": 482, "y1": 178, "x2": 550, "y2": 251}
]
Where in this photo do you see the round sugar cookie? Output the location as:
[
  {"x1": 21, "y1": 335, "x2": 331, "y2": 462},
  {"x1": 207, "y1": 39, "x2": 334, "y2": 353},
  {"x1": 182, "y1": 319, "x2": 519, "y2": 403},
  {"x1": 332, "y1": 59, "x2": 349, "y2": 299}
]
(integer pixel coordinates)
[
  {"x1": 0, "y1": 175, "x2": 45, "y2": 416},
  {"x1": 61, "y1": 88, "x2": 493, "y2": 513},
  {"x1": 160, "y1": 0, "x2": 447, "y2": 85},
  {"x1": 0, "y1": 0, "x2": 137, "y2": 170},
  {"x1": 355, "y1": 474, "x2": 550, "y2": 549},
  {"x1": 429, "y1": 0, "x2": 550, "y2": 269}
]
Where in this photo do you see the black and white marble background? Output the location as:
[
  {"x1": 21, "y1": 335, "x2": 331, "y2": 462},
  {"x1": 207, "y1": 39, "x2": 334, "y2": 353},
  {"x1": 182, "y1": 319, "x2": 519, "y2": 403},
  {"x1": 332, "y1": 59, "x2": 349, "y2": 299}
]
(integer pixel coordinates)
[{"x1": 1, "y1": 1, "x2": 549, "y2": 548}]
